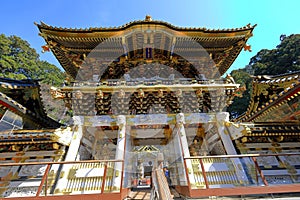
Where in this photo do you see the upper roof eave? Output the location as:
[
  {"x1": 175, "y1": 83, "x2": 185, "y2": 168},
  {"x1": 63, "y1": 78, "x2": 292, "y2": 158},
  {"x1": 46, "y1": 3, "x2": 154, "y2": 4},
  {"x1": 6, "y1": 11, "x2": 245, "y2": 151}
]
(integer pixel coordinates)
[
  {"x1": 35, "y1": 17, "x2": 256, "y2": 78},
  {"x1": 0, "y1": 91, "x2": 61, "y2": 128},
  {"x1": 235, "y1": 71, "x2": 300, "y2": 122},
  {"x1": 35, "y1": 20, "x2": 256, "y2": 35}
]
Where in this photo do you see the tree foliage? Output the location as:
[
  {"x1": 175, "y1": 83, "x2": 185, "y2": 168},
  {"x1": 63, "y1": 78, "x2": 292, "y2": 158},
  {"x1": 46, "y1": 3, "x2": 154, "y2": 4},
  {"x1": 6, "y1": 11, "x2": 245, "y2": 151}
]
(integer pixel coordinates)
[
  {"x1": 40, "y1": 84, "x2": 72, "y2": 124},
  {"x1": 227, "y1": 69, "x2": 253, "y2": 118},
  {"x1": 227, "y1": 34, "x2": 300, "y2": 118},
  {"x1": 0, "y1": 34, "x2": 64, "y2": 86},
  {"x1": 0, "y1": 34, "x2": 68, "y2": 122},
  {"x1": 250, "y1": 34, "x2": 300, "y2": 75}
]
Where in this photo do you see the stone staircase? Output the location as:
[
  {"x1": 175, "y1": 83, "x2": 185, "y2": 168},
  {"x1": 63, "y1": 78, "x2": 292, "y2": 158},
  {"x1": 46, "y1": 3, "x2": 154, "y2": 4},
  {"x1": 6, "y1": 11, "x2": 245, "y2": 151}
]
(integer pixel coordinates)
[
  {"x1": 127, "y1": 188, "x2": 151, "y2": 199},
  {"x1": 127, "y1": 188, "x2": 182, "y2": 200}
]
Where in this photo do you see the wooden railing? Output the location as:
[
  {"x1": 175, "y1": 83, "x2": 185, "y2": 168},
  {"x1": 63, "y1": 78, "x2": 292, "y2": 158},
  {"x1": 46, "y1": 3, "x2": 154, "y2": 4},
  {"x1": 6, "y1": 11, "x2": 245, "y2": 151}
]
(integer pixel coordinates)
[
  {"x1": 150, "y1": 169, "x2": 159, "y2": 200},
  {"x1": 151, "y1": 168, "x2": 172, "y2": 200},
  {"x1": 0, "y1": 159, "x2": 124, "y2": 198},
  {"x1": 184, "y1": 153, "x2": 300, "y2": 197},
  {"x1": 2, "y1": 153, "x2": 300, "y2": 199}
]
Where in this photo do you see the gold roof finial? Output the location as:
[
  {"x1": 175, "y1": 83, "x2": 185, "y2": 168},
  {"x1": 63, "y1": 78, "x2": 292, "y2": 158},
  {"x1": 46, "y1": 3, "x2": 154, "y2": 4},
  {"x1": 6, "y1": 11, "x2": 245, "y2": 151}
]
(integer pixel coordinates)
[{"x1": 145, "y1": 15, "x2": 152, "y2": 21}]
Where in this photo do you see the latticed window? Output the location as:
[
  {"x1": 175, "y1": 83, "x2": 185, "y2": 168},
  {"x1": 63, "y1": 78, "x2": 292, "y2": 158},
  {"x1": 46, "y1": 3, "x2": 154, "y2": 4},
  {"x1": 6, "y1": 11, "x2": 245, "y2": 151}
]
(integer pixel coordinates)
[{"x1": 0, "y1": 110, "x2": 23, "y2": 132}]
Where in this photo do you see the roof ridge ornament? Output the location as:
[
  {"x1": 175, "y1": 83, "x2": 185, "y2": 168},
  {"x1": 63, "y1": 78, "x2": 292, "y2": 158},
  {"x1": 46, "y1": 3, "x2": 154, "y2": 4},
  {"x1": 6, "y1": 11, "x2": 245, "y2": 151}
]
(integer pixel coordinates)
[{"x1": 145, "y1": 15, "x2": 152, "y2": 21}]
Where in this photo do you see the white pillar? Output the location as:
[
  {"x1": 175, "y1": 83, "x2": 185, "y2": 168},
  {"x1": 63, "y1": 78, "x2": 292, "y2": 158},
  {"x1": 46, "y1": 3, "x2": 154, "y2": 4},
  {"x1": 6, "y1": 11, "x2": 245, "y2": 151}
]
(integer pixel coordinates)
[
  {"x1": 112, "y1": 115, "x2": 126, "y2": 191},
  {"x1": 216, "y1": 112, "x2": 248, "y2": 185},
  {"x1": 123, "y1": 125, "x2": 132, "y2": 188},
  {"x1": 54, "y1": 116, "x2": 84, "y2": 194},
  {"x1": 173, "y1": 127, "x2": 188, "y2": 185},
  {"x1": 215, "y1": 112, "x2": 237, "y2": 154},
  {"x1": 176, "y1": 113, "x2": 195, "y2": 186}
]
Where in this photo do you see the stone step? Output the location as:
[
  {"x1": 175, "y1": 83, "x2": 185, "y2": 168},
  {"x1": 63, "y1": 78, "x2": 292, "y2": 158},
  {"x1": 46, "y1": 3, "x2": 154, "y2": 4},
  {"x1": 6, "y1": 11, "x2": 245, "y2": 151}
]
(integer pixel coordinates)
[{"x1": 128, "y1": 189, "x2": 151, "y2": 199}]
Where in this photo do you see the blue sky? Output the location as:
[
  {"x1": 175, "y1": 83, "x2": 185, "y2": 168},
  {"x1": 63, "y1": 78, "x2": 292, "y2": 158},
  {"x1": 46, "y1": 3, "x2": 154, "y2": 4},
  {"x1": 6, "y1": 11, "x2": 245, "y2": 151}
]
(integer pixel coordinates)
[{"x1": 1, "y1": 0, "x2": 299, "y2": 73}]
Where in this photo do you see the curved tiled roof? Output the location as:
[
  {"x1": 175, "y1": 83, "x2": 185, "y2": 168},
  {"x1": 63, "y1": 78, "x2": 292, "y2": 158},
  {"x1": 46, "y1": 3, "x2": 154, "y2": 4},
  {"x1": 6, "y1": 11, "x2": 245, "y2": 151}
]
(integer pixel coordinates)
[
  {"x1": 235, "y1": 71, "x2": 300, "y2": 122},
  {"x1": 0, "y1": 128, "x2": 71, "y2": 146},
  {"x1": 243, "y1": 122, "x2": 300, "y2": 137},
  {"x1": 0, "y1": 91, "x2": 60, "y2": 129},
  {"x1": 0, "y1": 78, "x2": 61, "y2": 129},
  {"x1": 36, "y1": 16, "x2": 256, "y2": 78},
  {"x1": 0, "y1": 130, "x2": 53, "y2": 144},
  {"x1": 36, "y1": 19, "x2": 256, "y2": 33}
]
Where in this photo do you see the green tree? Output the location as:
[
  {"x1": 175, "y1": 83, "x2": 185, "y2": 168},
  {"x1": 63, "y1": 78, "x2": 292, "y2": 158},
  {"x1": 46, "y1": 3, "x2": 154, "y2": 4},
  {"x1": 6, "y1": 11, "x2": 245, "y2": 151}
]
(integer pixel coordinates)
[
  {"x1": 250, "y1": 34, "x2": 300, "y2": 75},
  {"x1": 0, "y1": 34, "x2": 67, "y2": 122},
  {"x1": 227, "y1": 69, "x2": 253, "y2": 118},
  {"x1": 0, "y1": 34, "x2": 64, "y2": 86},
  {"x1": 227, "y1": 34, "x2": 300, "y2": 118}
]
